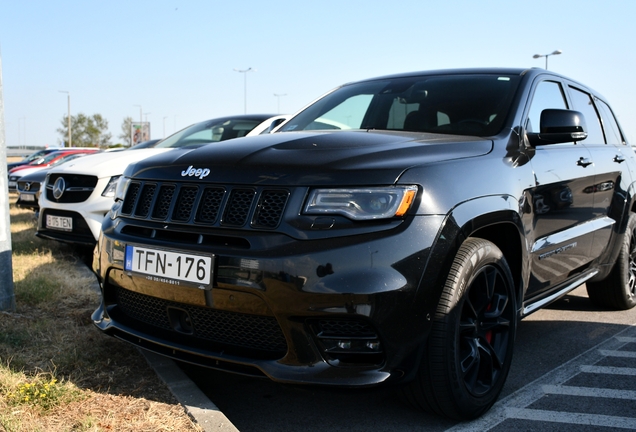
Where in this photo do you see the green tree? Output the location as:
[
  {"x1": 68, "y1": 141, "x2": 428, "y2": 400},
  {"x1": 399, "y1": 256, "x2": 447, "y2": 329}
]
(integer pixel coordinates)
[
  {"x1": 119, "y1": 116, "x2": 133, "y2": 147},
  {"x1": 57, "y1": 113, "x2": 112, "y2": 148}
]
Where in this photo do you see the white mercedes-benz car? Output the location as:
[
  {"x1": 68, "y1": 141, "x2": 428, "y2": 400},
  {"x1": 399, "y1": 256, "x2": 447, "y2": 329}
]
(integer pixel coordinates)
[{"x1": 37, "y1": 114, "x2": 286, "y2": 249}]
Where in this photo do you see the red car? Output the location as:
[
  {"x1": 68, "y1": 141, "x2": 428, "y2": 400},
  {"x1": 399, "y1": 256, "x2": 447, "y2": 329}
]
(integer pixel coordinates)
[
  {"x1": 8, "y1": 149, "x2": 100, "y2": 174},
  {"x1": 8, "y1": 149, "x2": 100, "y2": 192}
]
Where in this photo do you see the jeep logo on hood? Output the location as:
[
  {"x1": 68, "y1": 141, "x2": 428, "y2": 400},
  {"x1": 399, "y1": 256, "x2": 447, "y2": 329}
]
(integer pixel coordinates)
[{"x1": 181, "y1": 165, "x2": 211, "y2": 180}]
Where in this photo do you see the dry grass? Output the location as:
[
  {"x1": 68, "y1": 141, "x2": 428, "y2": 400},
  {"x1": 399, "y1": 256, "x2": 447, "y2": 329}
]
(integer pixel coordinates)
[{"x1": 0, "y1": 195, "x2": 203, "y2": 431}]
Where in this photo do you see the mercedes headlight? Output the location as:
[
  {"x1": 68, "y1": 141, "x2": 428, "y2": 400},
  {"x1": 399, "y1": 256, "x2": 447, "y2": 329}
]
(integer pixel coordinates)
[{"x1": 102, "y1": 176, "x2": 122, "y2": 198}]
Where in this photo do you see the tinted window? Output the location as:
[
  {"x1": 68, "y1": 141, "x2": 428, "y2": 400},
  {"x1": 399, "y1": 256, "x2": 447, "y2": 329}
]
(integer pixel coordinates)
[
  {"x1": 280, "y1": 74, "x2": 521, "y2": 137},
  {"x1": 568, "y1": 87, "x2": 605, "y2": 144},
  {"x1": 596, "y1": 99, "x2": 624, "y2": 145},
  {"x1": 156, "y1": 119, "x2": 263, "y2": 148},
  {"x1": 526, "y1": 81, "x2": 567, "y2": 133},
  {"x1": 304, "y1": 94, "x2": 373, "y2": 130}
]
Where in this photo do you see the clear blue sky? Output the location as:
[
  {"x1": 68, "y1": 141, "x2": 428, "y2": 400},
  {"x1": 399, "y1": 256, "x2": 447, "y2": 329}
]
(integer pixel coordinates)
[{"x1": 1, "y1": 0, "x2": 635, "y2": 147}]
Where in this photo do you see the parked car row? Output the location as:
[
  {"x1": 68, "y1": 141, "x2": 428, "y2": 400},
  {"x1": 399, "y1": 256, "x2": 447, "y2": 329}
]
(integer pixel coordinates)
[
  {"x1": 18, "y1": 67, "x2": 636, "y2": 420},
  {"x1": 7, "y1": 147, "x2": 63, "y2": 171},
  {"x1": 13, "y1": 141, "x2": 160, "y2": 213},
  {"x1": 33, "y1": 114, "x2": 286, "y2": 247},
  {"x1": 8, "y1": 148, "x2": 100, "y2": 191}
]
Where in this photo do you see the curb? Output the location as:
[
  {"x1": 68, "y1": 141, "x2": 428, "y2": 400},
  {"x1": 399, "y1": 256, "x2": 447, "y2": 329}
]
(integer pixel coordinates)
[{"x1": 141, "y1": 350, "x2": 239, "y2": 432}]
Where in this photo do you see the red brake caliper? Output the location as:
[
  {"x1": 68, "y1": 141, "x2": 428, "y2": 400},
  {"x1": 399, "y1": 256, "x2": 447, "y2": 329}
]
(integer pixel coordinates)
[{"x1": 485, "y1": 302, "x2": 493, "y2": 344}]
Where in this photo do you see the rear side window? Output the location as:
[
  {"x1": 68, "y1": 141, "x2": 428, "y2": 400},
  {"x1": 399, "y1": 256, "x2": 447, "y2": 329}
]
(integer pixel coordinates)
[
  {"x1": 568, "y1": 87, "x2": 605, "y2": 144},
  {"x1": 596, "y1": 99, "x2": 624, "y2": 145}
]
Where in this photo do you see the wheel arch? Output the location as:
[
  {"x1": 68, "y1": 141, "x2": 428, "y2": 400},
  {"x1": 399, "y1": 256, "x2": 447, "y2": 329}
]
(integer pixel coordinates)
[
  {"x1": 416, "y1": 195, "x2": 526, "y2": 317},
  {"x1": 453, "y1": 200, "x2": 525, "y2": 304}
]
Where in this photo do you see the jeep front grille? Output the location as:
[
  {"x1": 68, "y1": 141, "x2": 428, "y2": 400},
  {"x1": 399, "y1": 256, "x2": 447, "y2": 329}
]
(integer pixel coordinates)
[{"x1": 120, "y1": 181, "x2": 289, "y2": 230}]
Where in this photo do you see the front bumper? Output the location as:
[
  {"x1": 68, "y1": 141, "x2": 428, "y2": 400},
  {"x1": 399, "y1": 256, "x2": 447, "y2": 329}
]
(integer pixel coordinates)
[
  {"x1": 16, "y1": 192, "x2": 40, "y2": 211},
  {"x1": 93, "y1": 214, "x2": 446, "y2": 386},
  {"x1": 37, "y1": 176, "x2": 115, "y2": 246}
]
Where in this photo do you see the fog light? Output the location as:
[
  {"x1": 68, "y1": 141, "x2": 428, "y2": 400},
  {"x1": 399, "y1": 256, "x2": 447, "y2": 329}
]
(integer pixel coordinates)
[
  {"x1": 366, "y1": 341, "x2": 381, "y2": 350},
  {"x1": 337, "y1": 340, "x2": 352, "y2": 349}
]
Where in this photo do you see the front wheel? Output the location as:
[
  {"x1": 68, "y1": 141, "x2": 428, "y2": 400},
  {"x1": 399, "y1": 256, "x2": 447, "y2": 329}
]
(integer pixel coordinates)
[
  {"x1": 586, "y1": 213, "x2": 636, "y2": 310},
  {"x1": 402, "y1": 238, "x2": 517, "y2": 420}
]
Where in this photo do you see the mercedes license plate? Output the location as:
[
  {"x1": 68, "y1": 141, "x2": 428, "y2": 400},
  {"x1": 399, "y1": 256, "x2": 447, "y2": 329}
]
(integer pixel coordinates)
[
  {"x1": 46, "y1": 215, "x2": 73, "y2": 231},
  {"x1": 19, "y1": 194, "x2": 35, "y2": 202},
  {"x1": 124, "y1": 245, "x2": 213, "y2": 288}
]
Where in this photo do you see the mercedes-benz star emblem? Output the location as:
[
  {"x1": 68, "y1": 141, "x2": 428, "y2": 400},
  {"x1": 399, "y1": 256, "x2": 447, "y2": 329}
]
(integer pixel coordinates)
[
  {"x1": 53, "y1": 177, "x2": 66, "y2": 200},
  {"x1": 24, "y1": 182, "x2": 31, "y2": 191}
]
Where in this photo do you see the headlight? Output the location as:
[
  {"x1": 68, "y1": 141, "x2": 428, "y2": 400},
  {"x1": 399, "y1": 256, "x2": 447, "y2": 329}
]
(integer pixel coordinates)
[
  {"x1": 113, "y1": 176, "x2": 131, "y2": 201},
  {"x1": 102, "y1": 176, "x2": 122, "y2": 198},
  {"x1": 303, "y1": 186, "x2": 417, "y2": 220}
]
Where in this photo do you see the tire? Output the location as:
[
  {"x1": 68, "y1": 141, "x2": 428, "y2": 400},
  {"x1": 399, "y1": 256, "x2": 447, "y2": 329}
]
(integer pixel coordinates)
[
  {"x1": 402, "y1": 238, "x2": 517, "y2": 420},
  {"x1": 586, "y1": 213, "x2": 636, "y2": 310}
]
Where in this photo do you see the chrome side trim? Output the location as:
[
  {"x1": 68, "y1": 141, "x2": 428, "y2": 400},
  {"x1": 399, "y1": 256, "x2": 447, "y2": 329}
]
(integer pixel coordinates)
[
  {"x1": 531, "y1": 217, "x2": 615, "y2": 254},
  {"x1": 522, "y1": 269, "x2": 598, "y2": 316}
]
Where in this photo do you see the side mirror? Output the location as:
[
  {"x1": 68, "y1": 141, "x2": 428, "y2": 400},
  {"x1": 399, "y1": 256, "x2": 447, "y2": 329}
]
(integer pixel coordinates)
[
  {"x1": 528, "y1": 109, "x2": 588, "y2": 146},
  {"x1": 265, "y1": 117, "x2": 287, "y2": 134}
]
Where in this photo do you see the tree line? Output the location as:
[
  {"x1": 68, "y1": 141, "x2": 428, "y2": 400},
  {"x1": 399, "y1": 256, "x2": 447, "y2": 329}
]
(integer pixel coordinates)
[{"x1": 57, "y1": 114, "x2": 137, "y2": 148}]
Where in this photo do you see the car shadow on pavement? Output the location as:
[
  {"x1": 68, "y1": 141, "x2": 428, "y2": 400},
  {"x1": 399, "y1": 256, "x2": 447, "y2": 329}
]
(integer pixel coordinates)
[{"x1": 179, "y1": 362, "x2": 457, "y2": 432}]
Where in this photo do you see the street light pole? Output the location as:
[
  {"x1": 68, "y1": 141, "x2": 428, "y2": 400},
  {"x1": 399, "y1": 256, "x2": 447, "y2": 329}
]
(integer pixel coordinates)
[
  {"x1": 133, "y1": 104, "x2": 142, "y2": 145},
  {"x1": 59, "y1": 91, "x2": 71, "y2": 147},
  {"x1": 533, "y1": 49, "x2": 562, "y2": 70},
  {"x1": 144, "y1": 113, "x2": 151, "y2": 140},
  {"x1": 274, "y1": 93, "x2": 287, "y2": 113},
  {"x1": 234, "y1": 67, "x2": 254, "y2": 114}
]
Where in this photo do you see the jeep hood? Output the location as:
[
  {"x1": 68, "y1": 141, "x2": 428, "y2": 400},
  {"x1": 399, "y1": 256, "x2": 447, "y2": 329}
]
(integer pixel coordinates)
[
  {"x1": 125, "y1": 130, "x2": 493, "y2": 186},
  {"x1": 47, "y1": 148, "x2": 173, "y2": 178}
]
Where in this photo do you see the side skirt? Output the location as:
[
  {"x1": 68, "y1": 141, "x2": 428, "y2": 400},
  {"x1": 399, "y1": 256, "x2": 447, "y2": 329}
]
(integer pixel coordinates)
[{"x1": 521, "y1": 269, "x2": 599, "y2": 317}]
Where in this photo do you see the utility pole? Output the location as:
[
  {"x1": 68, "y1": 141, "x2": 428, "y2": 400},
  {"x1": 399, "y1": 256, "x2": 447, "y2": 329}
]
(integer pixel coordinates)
[
  {"x1": 0, "y1": 52, "x2": 16, "y2": 312},
  {"x1": 234, "y1": 67, "x2": 254, "y2": 114},
  {"x1": 59, "y1": 91, "x2": 71, "y2": 147},
  {"x1": 274, "y1": 93, "x2": 287, "y2": 113}
]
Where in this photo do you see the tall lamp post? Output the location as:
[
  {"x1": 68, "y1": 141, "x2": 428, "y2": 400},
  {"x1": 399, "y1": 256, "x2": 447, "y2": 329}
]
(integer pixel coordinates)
[
  {"x1": 533, "y1": 50, "x2": 562, "y2": 70},
  {"x1": 133, "y1": 104, "x2": 142, "y2": 145},
  {"x1": 234, "y1": 67, "x2": 254, "y2": 114},
  {"x1": 59, "y1": 91, "x2": 71, "y2": 147},
  {"x1": 274, "y1": 93, "x2": 287, "y2": 114},
  {"x1": 144, "y1": 113, "x2": 151, "y2": 140}
]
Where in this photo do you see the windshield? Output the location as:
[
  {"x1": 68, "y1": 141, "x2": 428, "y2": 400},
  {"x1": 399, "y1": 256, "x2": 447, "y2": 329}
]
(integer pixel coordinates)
[
  {"x1": 24, "y1": 150, "x2": 50, "y2": 162},
  {"x1": 155, "y1": 118, "x2": 264, "y2": 148},
  {"x1": 49, "y1": 153, "x2": 86, "y2": 167},
  {"x1": 280, "y1": 74, "x2": 521, "y2": 137},
  {"x1": 31, "y1": 152, "x2": 66, "y2": 165}
]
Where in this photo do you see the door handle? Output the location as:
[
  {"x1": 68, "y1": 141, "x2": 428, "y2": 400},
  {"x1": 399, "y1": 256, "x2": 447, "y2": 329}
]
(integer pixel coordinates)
[
  {"x1": 577, "y1": 157, "x2": 593, "y2": 168},
  {"x1": 614, "y1": 155, "x2": 626, "y2": 163}
]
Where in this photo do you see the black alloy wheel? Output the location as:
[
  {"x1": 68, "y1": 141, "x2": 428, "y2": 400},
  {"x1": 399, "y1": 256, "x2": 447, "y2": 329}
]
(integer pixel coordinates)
[
  {"x1": 458, "y1": 260, "x2": 513, "y2": 398},
  {"x1": 587, "y1": 212, "x2": 636, "y2": 310},
  {"x1": 402, "y1": 237, "x2": 517, "y2": 420}
]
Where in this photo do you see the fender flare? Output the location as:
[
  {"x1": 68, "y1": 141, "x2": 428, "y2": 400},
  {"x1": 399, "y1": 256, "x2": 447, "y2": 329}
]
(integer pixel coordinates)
[{"x1": 413, "y1": 194, "x2": 526, "y2": 325}]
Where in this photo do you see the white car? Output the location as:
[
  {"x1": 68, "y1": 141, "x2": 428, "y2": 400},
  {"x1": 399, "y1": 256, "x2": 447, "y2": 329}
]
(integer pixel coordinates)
[{"x1": 37, "y1": 114, "x2": 286, "y2": 248}]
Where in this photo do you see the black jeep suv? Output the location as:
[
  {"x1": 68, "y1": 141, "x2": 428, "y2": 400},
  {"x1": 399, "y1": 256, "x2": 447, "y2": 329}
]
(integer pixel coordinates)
[{"x1": 92, "y1": 68, "x2": 636, "y2": 419}]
